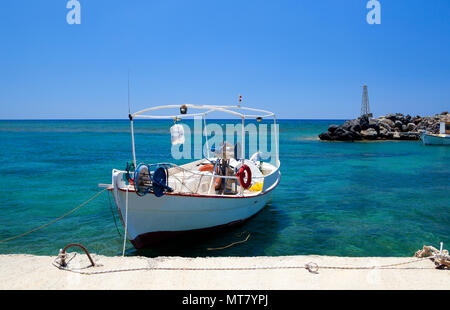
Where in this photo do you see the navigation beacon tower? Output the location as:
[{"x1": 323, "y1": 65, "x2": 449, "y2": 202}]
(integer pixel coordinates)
[{"x1": 361, "y1": 85, "x2": 372, "y2": 117}]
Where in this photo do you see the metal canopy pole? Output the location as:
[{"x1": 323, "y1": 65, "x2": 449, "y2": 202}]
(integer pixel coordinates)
[
  {"x1": 273, "y1": 115, "x2": 279, "y2": 166},
  {"x1": 241, "y1": 117, "x2": 245, "y2": 161},
  {"x1": 130, "y1": 118, "x2": 137, "y2": 168},
  {"x1": 203, "y1": 114, "x2": 210, "y2": 159}
]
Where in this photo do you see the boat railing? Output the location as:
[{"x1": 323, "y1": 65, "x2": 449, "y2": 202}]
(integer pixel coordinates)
[
  {"x1": 116, "y1": 162, "x2": 264, "y2": 195},
  {"x1": 165, "y1": 163, "x2": 264, "y2": 195}
]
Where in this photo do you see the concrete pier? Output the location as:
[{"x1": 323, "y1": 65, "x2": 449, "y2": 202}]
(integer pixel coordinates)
[{"x1": 0, "y1": 254, "x2": 448, "y2": 290}]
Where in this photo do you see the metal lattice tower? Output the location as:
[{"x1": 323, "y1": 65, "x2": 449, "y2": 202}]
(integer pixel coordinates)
[{"x1": 361, "y1": 85, "x2": 371, "y2": 117}]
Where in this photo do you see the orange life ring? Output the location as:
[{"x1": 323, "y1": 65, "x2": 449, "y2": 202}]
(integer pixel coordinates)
[{"x1": 237, "y1": 164, "x2": 252, "y2": 189}]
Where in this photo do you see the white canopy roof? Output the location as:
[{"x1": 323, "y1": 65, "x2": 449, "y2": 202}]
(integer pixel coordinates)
[
  {"x1": 131, "y1": 104, "x2": 275, "y2": 120},
  {"x1": 128, "y1": 104, "x2": 279, "y2": 169}
]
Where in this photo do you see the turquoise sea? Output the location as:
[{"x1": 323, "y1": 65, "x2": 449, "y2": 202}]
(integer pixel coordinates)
[{"x1": 0, "y1": 120, "x2": 448, "y2": 257}]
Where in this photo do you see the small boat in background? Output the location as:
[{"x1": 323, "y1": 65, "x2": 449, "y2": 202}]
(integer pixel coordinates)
[{"x1": 421, "y1": 116, "x2": 450, "y2": 145}]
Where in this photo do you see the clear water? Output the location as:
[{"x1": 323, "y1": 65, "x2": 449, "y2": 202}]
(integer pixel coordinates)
[{"x1": 0, "y1": 120, "x2": 448, "y2": 257}]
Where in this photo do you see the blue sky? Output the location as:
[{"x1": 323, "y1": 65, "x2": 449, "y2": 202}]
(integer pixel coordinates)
[{"x1": 0, "y1": 0, "x2": 449, "y2": 119}]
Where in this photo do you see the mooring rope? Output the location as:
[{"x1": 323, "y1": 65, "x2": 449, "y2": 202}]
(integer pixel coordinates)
[
  {"x1": 207, "y1": 232, "x2": 251, "y2": 251},
  {"x1": 0, "y1": 188, "x2": 107, "y2": 245},
  {"x1": 106, "y1": 190, "x2": 122, "y2": 238},
  {"x1": 51, "y1": 241, "x2": 450, "y2": 275},
  {"x1": 122, "y1": 187, "x2": 129, "y2": 257},
  {"x1": 53, "y1": 254, "x2": 438, "y2": 275}
]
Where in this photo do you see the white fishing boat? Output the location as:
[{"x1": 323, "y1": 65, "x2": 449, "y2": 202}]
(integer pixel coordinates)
[
  {"x1": 421, "y1": 117, "x2": 450, "y2": 145},
  {"x1": 106, "y1": 104, "x2": 281, "y2": 249}
]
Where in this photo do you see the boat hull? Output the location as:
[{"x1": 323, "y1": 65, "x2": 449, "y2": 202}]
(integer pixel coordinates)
[
  {"x1": 112, "y1": 169, "x2": 280, "y2": 249},
  {"x1": 136, "y1": 198, "x2": 268, "y2": 248},
  {"x1": 421, "y1": 133, "x2": 450, "y2": 145}
]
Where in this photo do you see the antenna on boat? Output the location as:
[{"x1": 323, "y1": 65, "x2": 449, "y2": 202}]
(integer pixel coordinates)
[
  {"x1": 128, "y1": 69, "x2": 137, "y2": 169},
  {"x1": 127, "y1": 70, "x2": 132, "y2": 120},
  {"x1": 238, "y1": 94, "x2": 242, "y2": 107}
]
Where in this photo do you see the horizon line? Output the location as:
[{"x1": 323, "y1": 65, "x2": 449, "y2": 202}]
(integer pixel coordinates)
[{"x1": 0, "y1": 118, "x2": 350, "y2": 121}]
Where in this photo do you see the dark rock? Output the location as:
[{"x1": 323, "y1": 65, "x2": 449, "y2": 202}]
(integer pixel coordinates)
[
  {"x1": 413, "y1": 117, "x2": 422, "y2": 125},
  {"x1": 360, "y1": 128, "x2": 378, "y2": 140},
  {"x1": 342, "y1": 119, "x2": 358, "y2": 131},
  {"x1": 351, "y1": 124, "x2": 362, "y2": 132},
  {"x1": 318, "y1": 112, "x2": 441, "y2": 142},
  {"x1": 378, "y1": 128, "x2": 395, "y2": 139},
  {"x1": 319, "y1": 132, "x2": 333, "y2": 140},
  {"x1": 394, "y1": 120, "x2": 403, "y2": 128},
  {"x1": 384, "y1": 131, "x2": 395, "y2": 139},
  {"x1": 379, "y1": 118, "x2": 395, "y2": 128},
  {"x1": 359, "y1": 115, "x2": 370, "y2": 130},
  {"x1": 328, "y1": 124, "x2": 339, "y2": 133},
  {"x1": 334, "y1": 127, "x2": 346, "y2": 137},
  {"x1": 379, "y1": 122, "x2": 392, "y2": 132},
  {"x1": 368, "y1": 119, "x2": 380, "y2": 132},
  {"x1": 350, "y1": 131, "x2": 362, "y2": 140},
  {"x1": 386, "y1": 114, "x2": 397, "y2": 121},
  {"x1": 340, "y1": 131, "x2": 355, "y2": 141},
  {"x1": 406, "y1": 123, "x2": 417, "y2": 131},
  {"x1": 379, "y1": 128, "x2": 389, "y2": 138}
]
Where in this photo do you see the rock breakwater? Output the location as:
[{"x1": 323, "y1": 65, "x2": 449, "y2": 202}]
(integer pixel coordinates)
[{"x1": 319, "y1": 112, "x2": 448, "y2": 141}]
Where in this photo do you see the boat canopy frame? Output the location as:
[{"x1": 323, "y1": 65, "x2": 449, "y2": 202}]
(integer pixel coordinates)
[{"x1": 128, "y1": 104, "x2": 279, "y2": 170}]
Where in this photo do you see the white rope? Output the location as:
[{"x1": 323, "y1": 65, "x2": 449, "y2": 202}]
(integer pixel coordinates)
[
  {"x1": 52, "y1": 242, "x2": 449, "y2": 275},
  {"x1": 414, "y1": 243, "x2": 450, "y2": 268},
  {"x1": 122, "y1": 187, "x2": 129, "y2": 257}
]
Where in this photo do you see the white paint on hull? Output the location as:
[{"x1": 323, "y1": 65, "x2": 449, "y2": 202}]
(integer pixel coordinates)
[{"x1": 116, "y1": 189, "x2": 272, "y2": 240}]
